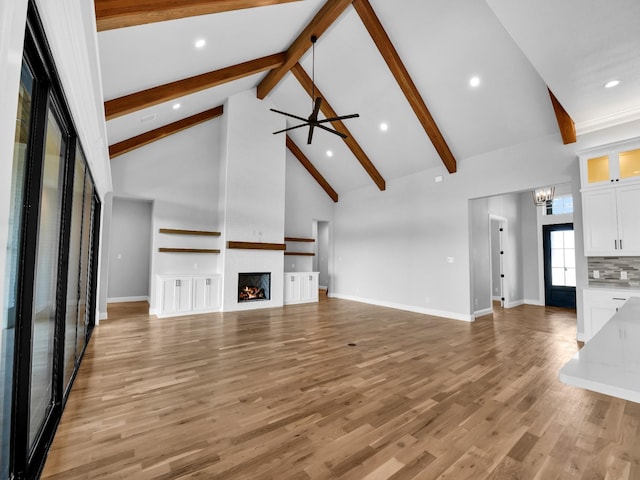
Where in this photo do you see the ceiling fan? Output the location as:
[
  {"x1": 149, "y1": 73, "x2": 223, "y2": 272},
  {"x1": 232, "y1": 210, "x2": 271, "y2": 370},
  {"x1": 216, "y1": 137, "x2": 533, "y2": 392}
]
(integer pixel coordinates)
[{"x1": 271, "y1": 35, "x2": 359, "y2": 145}]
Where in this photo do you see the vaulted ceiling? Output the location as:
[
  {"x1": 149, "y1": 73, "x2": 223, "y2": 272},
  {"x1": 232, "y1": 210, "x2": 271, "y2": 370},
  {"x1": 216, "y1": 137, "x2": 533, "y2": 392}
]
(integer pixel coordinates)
[{"x1": 97, "y1": 0, "x2": 640, "y2": 199}]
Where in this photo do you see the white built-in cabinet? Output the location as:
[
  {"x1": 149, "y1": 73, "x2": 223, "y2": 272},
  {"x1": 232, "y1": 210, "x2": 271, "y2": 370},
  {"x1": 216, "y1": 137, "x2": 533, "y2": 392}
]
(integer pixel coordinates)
[
  {"x1": 582, "y1": 288, "x2": 640, "y2": 342},
  {"x1": 283, "y1": 272, "x2": 319, "y2": 305},
  {"x1": 582, "y1": 185, "x2": 640, "y2": 256},
  {"x1": 579, "y1": 138, "x2": 640, "y2": 256},
  {"x1": 157, "y1": 274, "x2": 221, "y2": 317}
]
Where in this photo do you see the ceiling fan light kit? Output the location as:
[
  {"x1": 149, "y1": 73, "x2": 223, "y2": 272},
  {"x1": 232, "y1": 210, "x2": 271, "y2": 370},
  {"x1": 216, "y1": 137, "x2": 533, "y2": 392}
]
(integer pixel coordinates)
[{"x1": 271, "y1": 35, "x2": 359, "y2": 144}]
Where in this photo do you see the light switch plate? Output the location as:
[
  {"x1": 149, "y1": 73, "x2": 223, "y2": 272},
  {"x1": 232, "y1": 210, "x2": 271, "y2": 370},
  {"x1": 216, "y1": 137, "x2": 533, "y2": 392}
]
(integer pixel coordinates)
[
  {"x1": 621, "y1": 271, "x2": 628, "y2": 280},
  {"x1": 593, "y1": 270, "x2": 600, "y2": 279}
]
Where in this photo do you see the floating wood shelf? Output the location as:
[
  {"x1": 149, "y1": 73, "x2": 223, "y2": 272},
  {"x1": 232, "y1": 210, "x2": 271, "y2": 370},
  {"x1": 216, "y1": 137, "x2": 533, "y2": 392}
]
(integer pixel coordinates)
[
  {"x1": 159, "y1": 228, "x2": 221, "y2": 236},
  {"x1": 158, "y1": 248, "x2": 220, "y2": 253},
  {"x1": 285, "y1": 237, "x2": 315, "y2": 243},
  {"x1": 284, "y1": 252, "x2": 315, "y2": 256},
  {"x1": 227, "y1": 241, "x2": 286, "y2": 251}
]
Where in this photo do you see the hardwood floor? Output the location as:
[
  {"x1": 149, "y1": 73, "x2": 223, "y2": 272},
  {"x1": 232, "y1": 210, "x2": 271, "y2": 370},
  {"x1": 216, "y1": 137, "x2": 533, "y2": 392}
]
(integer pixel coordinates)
[{"x1": 41, "y1": 299, "x2": 639, "y2": 479}]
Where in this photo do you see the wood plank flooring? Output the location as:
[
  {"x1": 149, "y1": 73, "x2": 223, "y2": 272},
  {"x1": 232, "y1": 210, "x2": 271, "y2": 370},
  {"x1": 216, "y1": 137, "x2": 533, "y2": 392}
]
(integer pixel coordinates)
[{"x1": 41, "y1": 298, "x2": 640, "y2": 479}]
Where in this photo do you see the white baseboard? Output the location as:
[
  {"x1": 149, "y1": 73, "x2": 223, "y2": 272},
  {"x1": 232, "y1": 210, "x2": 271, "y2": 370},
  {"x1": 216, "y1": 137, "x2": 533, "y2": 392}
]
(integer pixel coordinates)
[
  {"x1": 328, "y1": 293, "x2": 474, "y2": 322},
  {"x1": 474, "y1": 307, "x2": 493, "y2": 319},
  {"x1": 99, "y1": 311, "x2": 108, "y2": 320},
  {"x1": 505, "y1": 299, "x2": 524, "y2": 308},
  {"x1": 524, "y1": 298, "x2": 545, "y2": 306},
  {"x1": 108, "y1": 296, "x2": 149, "y2": 304},
  {"x1": 319, "y1": 285, "x2": 328, "y2": 290},
  {"x1": 576, "y1": 331, "x2": 585, "y2": 342},
  {"x1": 492, "y1": 295, "x2": 501, "y2": 301}
]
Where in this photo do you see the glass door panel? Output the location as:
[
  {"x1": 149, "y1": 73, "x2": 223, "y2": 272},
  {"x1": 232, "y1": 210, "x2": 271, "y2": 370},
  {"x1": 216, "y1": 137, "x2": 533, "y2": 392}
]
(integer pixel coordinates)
[
  {"x1": 1, "y1": 59, "x2": 35, "y2": 479},
  {"x1": 29, "y1": 103, "x2": 66, "y2": 449},
  {"x1": 586, "y1": 155, "x2": 610, "y2": 183},
  {"x1": 63, "y1": 148, "x2": 85, "y2": 392},
  {"x1": 77, "y1": 171, "x2": 94, "y2": 355},
  {"x1": 619, "y1": 148, "x2": 640, "y2": 180}
]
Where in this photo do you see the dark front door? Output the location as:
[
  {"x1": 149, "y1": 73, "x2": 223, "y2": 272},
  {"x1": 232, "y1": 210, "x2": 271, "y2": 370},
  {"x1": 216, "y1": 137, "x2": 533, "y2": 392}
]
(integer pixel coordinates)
[{"x1": 543, "y1": 223, "x2": 576, "y2": 308}]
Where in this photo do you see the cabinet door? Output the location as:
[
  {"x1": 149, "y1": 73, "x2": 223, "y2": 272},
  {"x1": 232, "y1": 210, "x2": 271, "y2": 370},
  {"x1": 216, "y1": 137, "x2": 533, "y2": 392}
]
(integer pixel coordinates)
[
  {"x1": 284, "y1": 274, "x2": 300, "y2": 303},
  {"x1": 192, "y1": 277, "x2": 208, "y2": 311},
  {"x1": 301, "y1": 274, "x2": 319, "y2": 301},
  {"x1": 616, "y1": 185, "x2": 640, "y2": 255},
  {"x1": 175, "y1": 278, "x2": 192, "y2": 313},
  {"x1": 582, "y1": 190, "x2": 618, "y2": 255},
  {"x1": 161, "y1": 278, "x2": 177, "y2": 314},
  {"x1": 590, "y1": 306, "x2": 619, "y2": 340}
]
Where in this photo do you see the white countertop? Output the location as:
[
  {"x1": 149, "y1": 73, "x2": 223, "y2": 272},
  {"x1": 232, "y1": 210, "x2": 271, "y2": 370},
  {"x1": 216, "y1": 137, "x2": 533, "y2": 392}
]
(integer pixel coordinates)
[{"x1": 559, "y1": 297, "x2": 640, "y2": 403}]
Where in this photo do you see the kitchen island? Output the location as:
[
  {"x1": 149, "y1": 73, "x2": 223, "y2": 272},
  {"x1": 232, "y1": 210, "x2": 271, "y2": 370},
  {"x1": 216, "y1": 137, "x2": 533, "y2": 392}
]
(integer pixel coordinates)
[{"x1": 559, "y1": 297, "x2": 640, "y2": 403}]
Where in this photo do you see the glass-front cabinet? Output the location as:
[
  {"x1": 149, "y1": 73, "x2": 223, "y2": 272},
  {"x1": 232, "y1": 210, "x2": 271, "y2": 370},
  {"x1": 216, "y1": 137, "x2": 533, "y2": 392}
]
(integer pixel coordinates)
[{"x1": 580, "y1": 140, "x2": 640, "y2": 188}]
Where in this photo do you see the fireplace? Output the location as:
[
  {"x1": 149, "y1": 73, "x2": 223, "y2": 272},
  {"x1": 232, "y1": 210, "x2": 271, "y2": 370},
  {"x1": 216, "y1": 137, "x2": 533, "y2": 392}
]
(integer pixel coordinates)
[{"x1": 238, "y1": 272, "x2": 271, "y2": 302}]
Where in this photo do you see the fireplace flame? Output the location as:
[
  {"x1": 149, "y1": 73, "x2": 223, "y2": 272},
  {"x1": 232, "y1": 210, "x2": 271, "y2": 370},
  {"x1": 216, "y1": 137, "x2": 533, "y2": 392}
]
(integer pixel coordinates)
[{"x1": 239, "y1": 285, "x2": 265, "y2": 301}]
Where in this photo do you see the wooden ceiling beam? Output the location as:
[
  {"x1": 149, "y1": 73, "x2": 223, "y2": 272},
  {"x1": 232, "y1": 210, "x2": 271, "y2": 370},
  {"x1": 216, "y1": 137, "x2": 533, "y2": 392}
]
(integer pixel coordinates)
[
  {"x1": 286, "y1": 136, "x2": 339, "y2": 203},
  {"x1": 352, "y1": 0, "x2": 457, "y2": 174},
  {"x1": 109, "y1": 106, "x2": 223, "y2": 159},
  {"x1": 105, "y1": 53, "x2": 285, "y2": 121},
  {"x1": 548, "y1": 88, "x2": 576, "y2": 144},
  {"x1": 256, "y1": 0, "x2": 353, "y2": 99},
  {"x1": 291, "y1": 63, "x2": 385, "y2": 191},
  {"x1": 95, "y1": 0, "x2": 303, "y2": 31}
]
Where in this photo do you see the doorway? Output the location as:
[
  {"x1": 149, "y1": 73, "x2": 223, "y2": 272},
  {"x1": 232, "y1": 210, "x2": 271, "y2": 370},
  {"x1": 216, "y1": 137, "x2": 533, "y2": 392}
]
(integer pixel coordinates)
[
  {"x1": 313, "y1": 221, "x2": 330, "y2": 293},
  {"x1": 489, "y1": 215, "x2": 507, "y2": 308},
  {"x1": 542, "y1": 223, "x2": 576, "y2": 308}
]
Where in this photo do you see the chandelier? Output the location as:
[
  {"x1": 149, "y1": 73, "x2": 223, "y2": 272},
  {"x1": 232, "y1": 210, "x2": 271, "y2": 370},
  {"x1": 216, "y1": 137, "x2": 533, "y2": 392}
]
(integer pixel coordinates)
[{"x1": 532, "y1": 186, "x2": 555, "y2": 206}]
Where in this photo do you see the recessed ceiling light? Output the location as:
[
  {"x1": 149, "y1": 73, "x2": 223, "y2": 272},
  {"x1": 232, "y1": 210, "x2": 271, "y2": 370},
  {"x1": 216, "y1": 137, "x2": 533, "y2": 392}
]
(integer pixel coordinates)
[
  {"x1": 470, "y1": 76, "x2": 480, "y2": 87},
  {"x1": 604, "y1": 80, "x2": 620, "y2": 88},
  {"x1": 326, "y1": 150, "x2": 333, "y2": 157},
  {"x1": 195, "y1": 39, "x2": 206, "y2": 49},
  {"x1": 172, "y1": 103, "x2": 181, "y2": 110},
  {"x1": 379, "y1": 122, "x2": 389, "y2": 132}
]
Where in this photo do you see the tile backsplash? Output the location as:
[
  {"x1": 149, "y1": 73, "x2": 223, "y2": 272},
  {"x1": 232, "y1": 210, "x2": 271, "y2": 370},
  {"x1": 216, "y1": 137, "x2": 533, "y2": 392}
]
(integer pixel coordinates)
[{"x1": 588, "y1": 257, "x2": 640, "y2": 287}]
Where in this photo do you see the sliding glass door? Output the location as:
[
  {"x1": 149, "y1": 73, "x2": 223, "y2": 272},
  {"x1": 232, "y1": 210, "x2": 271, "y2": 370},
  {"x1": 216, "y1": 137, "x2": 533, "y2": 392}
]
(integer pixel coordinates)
[{"x1": 5, "y1": 4, "x2": 102, "y2": 478}]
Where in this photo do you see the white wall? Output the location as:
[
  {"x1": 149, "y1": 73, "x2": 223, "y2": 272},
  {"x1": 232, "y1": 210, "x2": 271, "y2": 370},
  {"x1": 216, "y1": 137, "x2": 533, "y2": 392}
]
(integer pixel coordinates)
[
  {"x1": 284, "y1": 149, "x2": 335, "y2": 273},
  {"x1": 520, "y1": 191, "x2": 540, "y2": 304},
  {"x1": 110, "y1": 119, "x2": 222, "y2": 311},
  {"x1": 108, "y1": 197, "x2": 152, "y2": 301},
  {"x1": 332, "y1": 133, "x2": 580, "y2": 322}
]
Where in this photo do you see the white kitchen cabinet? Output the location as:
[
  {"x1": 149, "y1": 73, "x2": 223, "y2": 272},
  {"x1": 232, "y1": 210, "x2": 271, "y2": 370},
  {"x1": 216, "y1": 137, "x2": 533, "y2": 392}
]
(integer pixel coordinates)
[
  {"x1": 583, "y1": 288, "x2": 640, "y2": 342},
  {"x1": 283, "y1": 272, "x2": 319, "y2": 305},
  {"x1": 157, "y1": 274, "x2": 220, "y2": 317},
  {"x1": 582, "y1": 184, "x2": 640, "y2": 256},
  {"x1": 579, "y1": 140, "x2": 640, "y2": 188}
]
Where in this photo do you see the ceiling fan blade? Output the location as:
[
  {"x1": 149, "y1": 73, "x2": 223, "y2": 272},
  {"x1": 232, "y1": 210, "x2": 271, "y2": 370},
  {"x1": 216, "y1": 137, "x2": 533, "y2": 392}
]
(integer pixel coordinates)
[
  {"x1": 307, "y1": 124, "x2": 316, "y2": 144},
  {"x1": 272, "y1": 122, "x2": 310, "y2": 135},
  {"x1": 316, "y1": 123, "x2": 347, "y2": 139},
  {"x1": 317, "y1": 113, "x2": 360, "y2": 124},
  {"x1": 308, "y1": 97, "x2": 322, "y2": 123},
  {"x1": 270, "y1": 108, "x2": 309, "y2": 123}
]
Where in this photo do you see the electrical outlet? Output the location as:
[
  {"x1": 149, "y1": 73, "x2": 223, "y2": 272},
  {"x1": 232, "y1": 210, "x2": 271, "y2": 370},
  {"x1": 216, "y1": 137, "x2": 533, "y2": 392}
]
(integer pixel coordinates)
[
  {"x1": 621, "y1": 271, "x2": 628, "y2": 280},
  {"x1": 593, "y1": 270, "x2": 600, "y2": 279}
]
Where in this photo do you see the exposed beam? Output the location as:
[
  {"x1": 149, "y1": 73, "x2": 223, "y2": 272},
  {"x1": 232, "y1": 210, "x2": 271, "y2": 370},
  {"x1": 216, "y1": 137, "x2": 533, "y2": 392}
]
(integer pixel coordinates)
[
  {"x1": 548, "y1": 89, "x2": 577, "y2": 145},
  {"x1": 95, "y1": 0, "x2": 303, "y2": 31},
  {"x1": 352, "y1": 0, "x2": 457, "y2": 174},
  {"x1": 105, "y1": 53, "x2": 285, "y2": 120},
  {"x1": 291, "y1": 63, "x2": 385, "y2": 191},
  {"x1": 109, "y1": 106, "x2": 223, "y2": 159},
  {"x1": 256, "y1": 0, "x2": 353, "y2": 99},
  {"x1": 286, "y1": 135, "x2": 339, "y2": 202}
]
